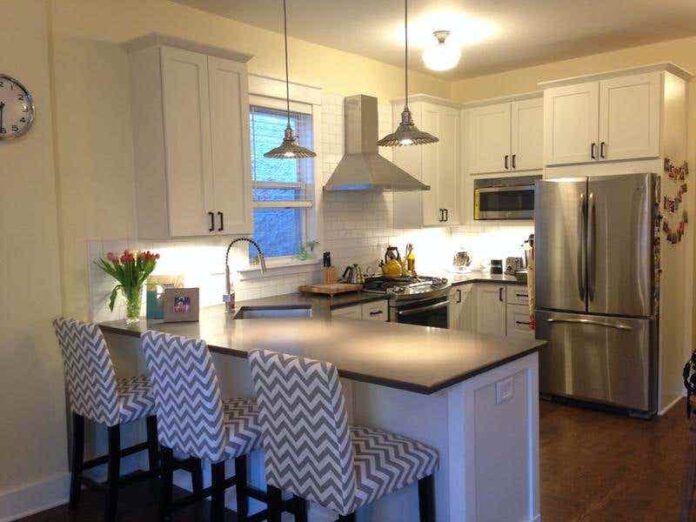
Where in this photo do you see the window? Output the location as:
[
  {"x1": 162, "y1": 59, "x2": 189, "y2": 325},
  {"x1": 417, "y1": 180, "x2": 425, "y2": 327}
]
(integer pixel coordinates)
[{"x1": 249, "y1": 105, "x2": 314, "y2": 260}]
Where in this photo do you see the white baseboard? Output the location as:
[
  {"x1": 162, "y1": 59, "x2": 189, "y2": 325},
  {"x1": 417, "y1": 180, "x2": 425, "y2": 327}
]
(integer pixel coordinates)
[
  {"x1": 0, "y1": 472, "x2": 69, "y2": 522},
  {"x1": 659, "y1": 392, "x2": 685, "y2": 416}
]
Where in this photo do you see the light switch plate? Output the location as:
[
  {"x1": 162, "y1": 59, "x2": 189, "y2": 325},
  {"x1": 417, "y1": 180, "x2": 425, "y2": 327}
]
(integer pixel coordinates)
[{"x1": 496, "y1": 377, "x2": 514, "y2": 404}]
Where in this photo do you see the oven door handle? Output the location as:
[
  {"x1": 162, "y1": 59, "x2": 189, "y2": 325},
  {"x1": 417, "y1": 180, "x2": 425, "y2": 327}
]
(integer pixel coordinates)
[{"x1": 397, "y1": 300, "x2": 450, "y2": 317}]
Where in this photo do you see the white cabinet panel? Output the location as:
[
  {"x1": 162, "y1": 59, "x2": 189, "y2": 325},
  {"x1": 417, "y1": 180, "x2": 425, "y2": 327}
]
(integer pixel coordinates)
[
  {"x1": 362, "y1": 300, "x2": 388, "y2": 322},
  {"x1": 161, "y1": 47, "x2": 214, "y2": 237},
  {"x1": 421, "y1": 105, "x2": 440, "y2": 226},
  {"x1": 437, "y1": 107, "x2": 460, "y2": 225},
  {"x1": 599, "y1": 72, "x2": 660, "y2": 161},
  {"x1": 511, "y1": 98, "x2": 543, "y2": 171},
  {"x1": 544, "y1": 81, "x2": 599, "y2": 166},
  {"x1": 468, "y1": 102, "x2": 511, "y2": 174},
  {"x1": 449, "y1": 285, "x2": 476, "y2": 331},
  {"x1": 506, "y1": 285, "x2": 530, "y2": 306},
  {"x1": 475, "y1": 284, "x2": 506, "y2": 336},
  {"x1": 208, "y1": 56, "x2": 253, "y2": 234},
  {"x1": 332, "y1": 305, "x2": 362, "y2": 320},
  {"x1": 506, "y1": 304, "x2": 535, "y2": 340}
]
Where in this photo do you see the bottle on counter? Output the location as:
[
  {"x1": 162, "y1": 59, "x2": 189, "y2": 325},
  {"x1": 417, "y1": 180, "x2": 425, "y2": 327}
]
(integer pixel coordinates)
[{"x1": 405, "y1": 243, "x2": 416, "y2": 274}]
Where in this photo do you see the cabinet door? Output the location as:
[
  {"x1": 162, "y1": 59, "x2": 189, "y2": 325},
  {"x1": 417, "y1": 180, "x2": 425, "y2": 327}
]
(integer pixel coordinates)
[
  {"x1": 544, "y1": 81, "x2": 599, "y2": 166},
  {"x1": 598, "y1": 72, "x2": 661, "y2": 161},
  {"x1": 475, "y1": 285, "x2": 506, "y2": 336},
  {"x1": 468, "y1": 102, "x2": 511, "y2": 174},
  {"x1": 449, "y1": 285, "x2": 475, "y2": 331},
  {"x1": 437, "y1": 106, "x2": 460, "y2": 225},
  {"x1": 421, "y1": 104, "x2": 440, "y2": 226},
  {"x1": 332, "y1": 305, "x2": 362, "y2": 320},
  {"x1": 208, "y1": 56, "x2": 253, "y2": 234},
  {"x1": 506, "y1": 304, "x2": 535, "y2": 340},
  {"x1": 161, "y1": 47, "x2": 214, "y2": 237},
  {"x1": 511, "y1": 98, "x2": 543, "y2": 171},
  {"x1": 362, "y1": 300, "x2": 388, "y2": 322}
]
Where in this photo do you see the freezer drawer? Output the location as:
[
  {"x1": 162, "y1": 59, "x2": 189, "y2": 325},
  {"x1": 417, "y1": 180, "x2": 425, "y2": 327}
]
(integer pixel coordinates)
[{"x1": 535, "y1": 310, "x2": 653, "y2": 411}]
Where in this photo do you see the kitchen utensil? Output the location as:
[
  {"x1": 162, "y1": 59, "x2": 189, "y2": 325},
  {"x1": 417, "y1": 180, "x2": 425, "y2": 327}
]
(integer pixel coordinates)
[
  {"x1": 298, "y1": 283, "x2": 362, "y2": 296},
  {"x1": 490, "y1": 259, "x2": 503, "y2": 275},
  {"x1": 381, "y1": 246, "x2": 403, "y2": 278},
  {"x1": 505, "y1": 257, "x2": 525, "y2": 275},
  {"x1": 341, "y1": 264, "x2": 365, "y2": 284}
]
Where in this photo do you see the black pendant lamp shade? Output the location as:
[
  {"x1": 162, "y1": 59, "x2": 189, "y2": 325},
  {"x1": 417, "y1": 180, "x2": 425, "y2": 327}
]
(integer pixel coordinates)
[
  {"x1": 264, "y1": 0, "x2": 316, "y2": 159},
  {"x1": 377, "y1": 0, "x2": 439, "y2": 147}
]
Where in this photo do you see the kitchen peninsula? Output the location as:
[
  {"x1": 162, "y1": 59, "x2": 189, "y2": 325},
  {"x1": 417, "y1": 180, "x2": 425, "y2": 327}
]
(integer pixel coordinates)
[{"x1": 101, "y1": 305, "x2": 543, "y2": 522}]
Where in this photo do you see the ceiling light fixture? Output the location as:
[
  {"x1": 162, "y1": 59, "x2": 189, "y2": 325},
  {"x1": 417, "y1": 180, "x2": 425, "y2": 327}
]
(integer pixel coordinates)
[
  {"x1": 377, "y1": 0, "x2": 439, "y2": 148},
  {"x1": 264, "y1": 0, "x2": 316, "y2": 159},
  {"x1": 422, "y1": 30, "x2": 461, "y2": 72}
]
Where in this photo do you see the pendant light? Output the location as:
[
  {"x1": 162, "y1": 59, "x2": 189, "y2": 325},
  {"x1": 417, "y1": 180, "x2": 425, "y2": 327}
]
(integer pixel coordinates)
[
  {"x1": 378, "y1": 0, "x2": 439, "y2": 147},
  {"x1": 264, "y1": 0, "x2": 316, "y2": 159}
]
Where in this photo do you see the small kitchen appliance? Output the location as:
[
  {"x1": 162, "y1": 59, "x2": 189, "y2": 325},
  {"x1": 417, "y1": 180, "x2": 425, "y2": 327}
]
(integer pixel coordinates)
[{"x1": 473, "y1": 175, "x2": 540, "y2": 220}]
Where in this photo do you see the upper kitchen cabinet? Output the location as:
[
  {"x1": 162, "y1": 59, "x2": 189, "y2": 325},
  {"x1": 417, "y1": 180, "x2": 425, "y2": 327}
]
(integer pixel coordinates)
[
  {"x1": 392, "y1": 95, "x2": 461, "y2": 228},
  {"x1": 126, "y1": 35, "x2": 253, "y2": 239},
  {"x1": 465, "y1": 93, "x2": 543, "y2": 175},
  {"x1": 541, "y1": 64, "x2": 691, "y2": 167}
]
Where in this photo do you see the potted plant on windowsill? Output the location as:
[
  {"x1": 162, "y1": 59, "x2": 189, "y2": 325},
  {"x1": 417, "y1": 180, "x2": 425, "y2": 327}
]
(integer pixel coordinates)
[{"x1": 95, "y1": 250, "x2": 159, "y2": 324}]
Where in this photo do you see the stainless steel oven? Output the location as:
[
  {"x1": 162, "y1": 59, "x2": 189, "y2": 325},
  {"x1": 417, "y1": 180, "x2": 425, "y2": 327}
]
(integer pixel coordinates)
[
  {"x1": 391, "y1": 294, "x2": 449, "y2": 329},
  {"x1": 474, "y1": 175, "x2": 541, "y2": 220}
]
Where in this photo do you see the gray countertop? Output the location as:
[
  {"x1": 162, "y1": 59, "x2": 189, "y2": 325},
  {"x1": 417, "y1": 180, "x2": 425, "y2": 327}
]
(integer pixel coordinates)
[
  {"x1": 442, "y1": 269, "x2": 527, "y2": 287},
  {"x1": 100, "y1": 304, "x2": 543, "y2": 395}
]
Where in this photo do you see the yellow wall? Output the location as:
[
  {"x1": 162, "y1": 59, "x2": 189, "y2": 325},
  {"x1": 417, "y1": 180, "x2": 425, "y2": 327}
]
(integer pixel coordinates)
[{"x1": 0, "y1": 0, "x2": 68, "y2": 498}]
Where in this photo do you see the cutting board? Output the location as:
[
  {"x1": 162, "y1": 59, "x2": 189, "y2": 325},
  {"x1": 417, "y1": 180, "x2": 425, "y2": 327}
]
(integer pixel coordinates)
[{"x1": 298, "y1": 283, "x2": 362, "y2": 296}]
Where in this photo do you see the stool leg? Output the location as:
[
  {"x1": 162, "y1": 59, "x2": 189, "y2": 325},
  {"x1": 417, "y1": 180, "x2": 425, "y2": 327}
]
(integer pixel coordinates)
[
  {"x1": 69, "y1": 413, "x2": 85, "y2": 510},
  {"x1": 105, "y1": 424, "x2": 121, "y2": 522},
  {"x1": 160, "y1": 448, "x2": 174, "y2": 522},
  {"x1": 211, "y1": 461, "x2": 226, "y2": 522},
  {"x1": 191, "y1": 458, "x2": 204, "y2": 495},
  {"x1": 267, "y1": 485, "x2": 283, "y2": 522},
  {"x1": 337, "y1": 514, "x2": 356, "y2": 521},
  {"x1": 235, "y1": 456, "x2": 249, "y2": 519},
  {"x1": 293, "y1": 495, "x2": 308, "y2": 522},
  {"x1": 146, "y1": 416, "x2": 160, "y2": 473},
  {"x1": 418, "y1": 474, "x2": 436, "y2": 522}
]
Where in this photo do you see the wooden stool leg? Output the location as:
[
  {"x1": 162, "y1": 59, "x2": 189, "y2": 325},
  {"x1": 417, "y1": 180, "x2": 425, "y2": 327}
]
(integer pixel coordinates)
[
  {"x1": 146, "y1": 415, "x2": 160, "y2": 473},
  {"x1": 267, "y1": 485, "x2": 283, "y2": 522},
  {"x1": 69, "y1": 413, "x2": 85, "y2": 510},
  {"x1": 211, "y1": 461, "x2": 226, "y2": 522},
  {"x1": 418, "y1": 474, "x2": 436, "y2": 522},
  {"x1": 293, "y1": 495, "x2": 308, "y2": 522},
  {"x1": 191, "y1": 458, "x2": 204, "y2": 495},
  {"x1": 235, "y1": 456, "x2": 249, "y2": 519},
  {"x1": 160, "y1": 448, "x2": 174, "y2": 522},
  {"x1": 105, "y1": 424, "x2": 121, "y2": 522}
]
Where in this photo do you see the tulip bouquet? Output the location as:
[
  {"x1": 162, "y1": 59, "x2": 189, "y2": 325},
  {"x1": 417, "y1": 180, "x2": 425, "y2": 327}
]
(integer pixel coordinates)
[{"x1": 95, "y1": 250, "x2": 160, "y2": 323}]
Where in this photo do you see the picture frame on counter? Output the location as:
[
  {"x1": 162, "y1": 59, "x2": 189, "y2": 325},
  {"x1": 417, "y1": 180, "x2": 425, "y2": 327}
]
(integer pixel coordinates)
[{"x1": 163, "y1": 287, "x2": 200, "y2": 323}]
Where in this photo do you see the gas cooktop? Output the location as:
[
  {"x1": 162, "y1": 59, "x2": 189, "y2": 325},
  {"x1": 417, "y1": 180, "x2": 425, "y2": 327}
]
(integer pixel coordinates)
[{"x1": 362, "y1": 275, "x2": 450, "y2": 302}]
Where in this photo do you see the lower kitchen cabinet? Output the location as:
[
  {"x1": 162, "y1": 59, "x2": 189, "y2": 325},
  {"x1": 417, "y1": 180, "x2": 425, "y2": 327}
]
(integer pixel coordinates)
[
  {"x1": 475, "y1": 284, "x2": 507, "y2": 336},
  {"x1": 332, "y1": 300, "x2": 388, "y2": 321},
  {"x1": 448, "y1": 285, "x2": 476, "y2": 331}
]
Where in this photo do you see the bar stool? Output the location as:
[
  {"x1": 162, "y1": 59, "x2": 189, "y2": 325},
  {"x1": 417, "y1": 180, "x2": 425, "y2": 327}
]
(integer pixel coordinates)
[
  {"x1": 141, "y1": 330, "x2": 269, "y2": 522},
  {"x1": 248, "y1": 349, "x2": 439, "y2": 522},
  {"x1": 53, "y1": 318, "x2": 161, "y2": 522}
]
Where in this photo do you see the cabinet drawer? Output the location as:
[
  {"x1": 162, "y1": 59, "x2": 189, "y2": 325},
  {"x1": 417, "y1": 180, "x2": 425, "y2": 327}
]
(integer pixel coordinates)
[
  {"x1": 506, "y1": 304, "x2": 534, "y2": 338},
  {"x1": 332, "y1": 305, "x2": 362, "y2": 320},
  {"x1": 362, "y1": 300, "x2": 388, "y2": 322},
  {"x1": 506, "y1": 286, "x2": 530, "y2": 306}
]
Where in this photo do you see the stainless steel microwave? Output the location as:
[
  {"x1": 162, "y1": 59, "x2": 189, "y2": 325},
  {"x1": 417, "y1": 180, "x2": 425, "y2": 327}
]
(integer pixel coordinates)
[{"x1": 473, "y1": 175, "x2": 541, "y2": 220}]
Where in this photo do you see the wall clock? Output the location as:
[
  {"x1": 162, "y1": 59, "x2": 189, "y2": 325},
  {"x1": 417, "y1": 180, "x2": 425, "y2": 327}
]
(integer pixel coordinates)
[{"x1": 0, "y1": 74, "x2": 35, "y2": 140}]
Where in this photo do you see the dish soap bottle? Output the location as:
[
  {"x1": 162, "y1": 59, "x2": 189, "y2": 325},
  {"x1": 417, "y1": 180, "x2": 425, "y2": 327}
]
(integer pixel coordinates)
[{"x1": 405, "y1": 243, "x2": 416, "y2": 274}]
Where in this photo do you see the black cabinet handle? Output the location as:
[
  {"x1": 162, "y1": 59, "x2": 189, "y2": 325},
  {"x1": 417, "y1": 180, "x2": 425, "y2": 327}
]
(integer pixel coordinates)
[
  {"x1": 504, "y1": 155, "x2": 509, "y2": 170},
  {"x1": 208, "y1": 211, "x2": 215, "y2": 232},
  {"x1": 456, "y1": 288, "x2": 462, "y2": 304},
  {"x1": 444, "y1": 209, "x2": 449, "y2": 222},
  {"x1": 600, "y1": 141, "x2": 606, "y2": 158},
  {"x1": 512, "y1": 154, "x2": 517, "y2": 169},
  {"x1": 516, "y1": 320, "x2": 532, "y2": 326},
  {"x1": 217, "y1": 211, "x2": 224, "y2": 232},
  {"x1": 438, "y1": 208, "x2": 444, "y2": 222},
  {"x1": 369, "y1": 310, "x2": 383, "y2": 316},
  {"x1": 591, "y1": 142, "x2": 597, "y2": 159},
  {"x1": 515, "y1": 292, "x2": 528, "y2": 298},
  {"x1": 499, "y1": 287, "x2": 504, "y2": 302}
]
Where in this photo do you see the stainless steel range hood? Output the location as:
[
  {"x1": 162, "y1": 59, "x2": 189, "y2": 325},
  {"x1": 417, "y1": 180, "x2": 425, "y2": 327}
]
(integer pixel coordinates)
[{"x1": 323, "y1": 95, "x2": 430, "y2": 192}]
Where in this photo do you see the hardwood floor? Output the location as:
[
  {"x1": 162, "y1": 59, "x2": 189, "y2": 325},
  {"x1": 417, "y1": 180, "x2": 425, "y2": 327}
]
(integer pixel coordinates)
[{"x1": 18, "y1": 399, "x2": 693, "y2": 522}]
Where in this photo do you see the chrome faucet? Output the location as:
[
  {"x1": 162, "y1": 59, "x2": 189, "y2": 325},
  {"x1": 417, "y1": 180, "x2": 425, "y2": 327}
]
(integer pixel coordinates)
[{"x1": 224, "y1": 237, "x2": 267, "y2": 312}]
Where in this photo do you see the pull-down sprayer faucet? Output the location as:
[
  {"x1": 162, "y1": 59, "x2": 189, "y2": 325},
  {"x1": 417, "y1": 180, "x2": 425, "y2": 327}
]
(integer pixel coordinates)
[{"x1": 224, "y1": 237, "x2": 267, "y2": 312}]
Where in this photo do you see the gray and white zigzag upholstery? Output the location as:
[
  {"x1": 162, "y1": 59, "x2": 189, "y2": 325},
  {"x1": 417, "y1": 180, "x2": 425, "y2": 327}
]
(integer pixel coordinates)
[
  {"x1": 248, "y1": 349, "x2": 439, "y2": 516},
  {"x1": 142, "y1": 330, "x2": 261, "y2": 462},
  {"x1": 53, "y1": 317, "x2": 155, "y2": 427}
]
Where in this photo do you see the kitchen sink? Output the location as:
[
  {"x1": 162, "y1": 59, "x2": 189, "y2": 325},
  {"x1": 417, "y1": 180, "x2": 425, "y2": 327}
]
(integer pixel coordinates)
[{"x1": 234, "y1": 306, "x2": 312, "y2": 319}]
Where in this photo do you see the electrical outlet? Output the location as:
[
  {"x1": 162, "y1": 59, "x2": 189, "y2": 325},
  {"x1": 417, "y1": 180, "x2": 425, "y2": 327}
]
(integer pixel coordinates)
[{"x1": 496, "y1": 377, "x2": 514, "y2": 404}]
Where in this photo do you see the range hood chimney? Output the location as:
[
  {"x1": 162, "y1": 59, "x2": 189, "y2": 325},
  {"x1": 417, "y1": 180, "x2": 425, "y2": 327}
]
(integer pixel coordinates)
[{"x1": 323, "y1": 95, "x2": 430, "y2": 192}]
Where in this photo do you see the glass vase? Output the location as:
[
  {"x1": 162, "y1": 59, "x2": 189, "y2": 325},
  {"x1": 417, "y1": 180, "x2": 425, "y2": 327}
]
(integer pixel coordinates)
[{"x1": 124, "y1": 286, "x2": 143, "y2": 325}]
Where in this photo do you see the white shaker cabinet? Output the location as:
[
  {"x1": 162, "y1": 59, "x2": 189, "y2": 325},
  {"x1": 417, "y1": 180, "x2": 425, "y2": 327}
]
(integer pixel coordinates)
[
  {"x1": 475, "y1": 284, "x2": 507, "y2": 336},
  {"x1": 466, "y1": 95, "x2": 543, "y2": 175},
  {"x1": 392, "y1": 96, "x2": 461, "y2": 227},
  {"x1": 448, "y1": 285, "x2": 476, "y2": 331},
  {"x1": 129, "y1": 41, "x2": 253, "y2": 239}
]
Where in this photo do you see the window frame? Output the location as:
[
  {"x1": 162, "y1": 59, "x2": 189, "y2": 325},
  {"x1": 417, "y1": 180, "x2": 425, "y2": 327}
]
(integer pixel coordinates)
[{"x1": 248, "y1": 94, "x2": 320, "y2": 265}]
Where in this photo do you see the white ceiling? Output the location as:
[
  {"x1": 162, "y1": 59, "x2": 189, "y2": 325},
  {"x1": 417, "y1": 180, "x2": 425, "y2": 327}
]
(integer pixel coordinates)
[{"x1": 173, "y1": 0, "x2": 696, "y2": 79}]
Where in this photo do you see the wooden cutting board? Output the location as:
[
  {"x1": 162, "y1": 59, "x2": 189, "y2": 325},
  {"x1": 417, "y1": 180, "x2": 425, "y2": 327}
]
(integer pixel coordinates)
[{"x1": 298, "y1": 283, "x2": 362, "y2": 296}]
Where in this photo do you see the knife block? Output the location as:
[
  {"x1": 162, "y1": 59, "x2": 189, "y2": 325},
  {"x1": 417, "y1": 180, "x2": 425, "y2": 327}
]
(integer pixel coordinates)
[{"x1": 322, "y1": 266, "x2": 338, "y2": 284}]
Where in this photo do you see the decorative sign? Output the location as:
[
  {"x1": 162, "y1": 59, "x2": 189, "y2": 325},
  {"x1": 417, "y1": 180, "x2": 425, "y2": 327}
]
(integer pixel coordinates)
[{"x1": 662, "y1": 158, "x2": 689, "y2": 245}]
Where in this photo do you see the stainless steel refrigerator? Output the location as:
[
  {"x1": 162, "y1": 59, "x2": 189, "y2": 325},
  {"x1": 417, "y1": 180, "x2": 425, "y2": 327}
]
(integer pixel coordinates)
[{"x1": 534, "y1": 173, "x2": 658, "y2": 414}]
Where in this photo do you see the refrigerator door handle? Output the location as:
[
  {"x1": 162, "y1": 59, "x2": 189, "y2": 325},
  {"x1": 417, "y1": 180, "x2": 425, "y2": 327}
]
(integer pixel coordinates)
[
  {"x1": 546, "y1": 317, "x2": 633, "y2": 331},
  {"x1": 587, "y1": 192, "x2": 596, "y2": 302},
  {"x1": 578, "y1": 192, "x2": 586, "y2": 301}
]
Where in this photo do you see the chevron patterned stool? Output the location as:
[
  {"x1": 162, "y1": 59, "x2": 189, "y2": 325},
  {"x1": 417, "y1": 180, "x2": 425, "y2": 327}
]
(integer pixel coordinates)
[
  {"x1": 249, "y1": 349, "x2": 439, "y2": 522},
  {"x1": 53, "y1": 317, "x2": 160, "y2": 522},
  {"x1": 142, "y1": 330, "x2": 273, "y2": 522}
]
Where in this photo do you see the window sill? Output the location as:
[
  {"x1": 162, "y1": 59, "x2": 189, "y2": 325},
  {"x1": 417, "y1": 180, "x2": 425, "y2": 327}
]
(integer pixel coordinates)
[{"x1": 236, "y1": 258, "x2": 321, "y2": 281}]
